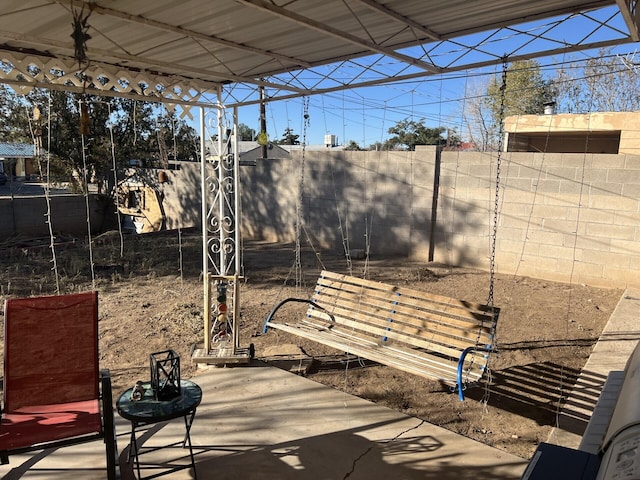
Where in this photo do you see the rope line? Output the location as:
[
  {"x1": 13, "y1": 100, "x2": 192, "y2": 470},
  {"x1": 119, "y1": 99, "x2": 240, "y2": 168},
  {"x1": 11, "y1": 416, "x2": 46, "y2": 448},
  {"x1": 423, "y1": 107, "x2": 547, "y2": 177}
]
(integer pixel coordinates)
[
  {"x1": 330, "y1": 161, "x2": 353, "y2": 276},
  {"x1": 106, "y1": 101, "x2": 124, "y2": 258},
  {"x1": 79, "y1": 99, "x2": 96, "y2": 290},
  {"x1": 293, "y1": 97, "x2": 310, "y2": 289},
  {"x1": 554, "y1": 105, "x2": 592, "y2": 433},
  {"x1": 29, "y1": 96, "x2": 61, "y2": 294}
]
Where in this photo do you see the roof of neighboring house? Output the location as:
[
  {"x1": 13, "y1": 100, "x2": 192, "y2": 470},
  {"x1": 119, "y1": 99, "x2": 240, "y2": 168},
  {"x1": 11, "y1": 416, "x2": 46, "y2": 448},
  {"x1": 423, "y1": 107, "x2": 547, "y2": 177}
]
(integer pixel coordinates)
[
  {"x1": 206, "y1": 140, "x2": 259, "y2": 155},
  {"x1": 206, "y1": 141, "x2": 291, "y2": 157},
  {"x1": 280, "y1": 144, "x2": 346, "y2": 152},
  {"x1": 0, "y1": 143, "x2": 35, "y2": 158}
]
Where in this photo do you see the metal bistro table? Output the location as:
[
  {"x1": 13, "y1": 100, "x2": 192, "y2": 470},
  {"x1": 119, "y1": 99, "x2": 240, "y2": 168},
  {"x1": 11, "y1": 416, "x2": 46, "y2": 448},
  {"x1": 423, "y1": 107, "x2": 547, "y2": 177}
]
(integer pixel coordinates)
[{"x1": 117, "y1": 379, "x2": 202, "y2": 479}]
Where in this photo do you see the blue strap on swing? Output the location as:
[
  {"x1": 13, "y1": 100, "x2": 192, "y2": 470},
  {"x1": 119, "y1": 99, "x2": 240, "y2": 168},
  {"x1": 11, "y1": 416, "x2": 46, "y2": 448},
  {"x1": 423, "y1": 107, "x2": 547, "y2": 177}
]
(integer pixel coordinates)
[{"x1": 382, "y1": 293, "x2": 400, "y2": 342}]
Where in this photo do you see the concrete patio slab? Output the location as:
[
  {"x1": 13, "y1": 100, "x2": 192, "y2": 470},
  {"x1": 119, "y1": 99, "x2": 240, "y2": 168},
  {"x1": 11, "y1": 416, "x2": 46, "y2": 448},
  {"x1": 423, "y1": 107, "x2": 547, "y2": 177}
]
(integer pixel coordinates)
[{"x1": 0, "y1": 362, "x2": 527, "y2": 479}]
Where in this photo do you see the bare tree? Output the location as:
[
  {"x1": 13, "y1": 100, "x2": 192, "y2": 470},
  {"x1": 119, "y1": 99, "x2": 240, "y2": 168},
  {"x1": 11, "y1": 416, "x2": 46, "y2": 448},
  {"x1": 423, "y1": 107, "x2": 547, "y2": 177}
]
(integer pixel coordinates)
[
  {"x1": 461, "y1": 77, "x2": 494, "y2": 151},
  {"x1": 462, "y1": 60, "x2": 555, "y2": 151},
  {"x1": 554, "y1": 48, "x2": 640, "y2": 113}
]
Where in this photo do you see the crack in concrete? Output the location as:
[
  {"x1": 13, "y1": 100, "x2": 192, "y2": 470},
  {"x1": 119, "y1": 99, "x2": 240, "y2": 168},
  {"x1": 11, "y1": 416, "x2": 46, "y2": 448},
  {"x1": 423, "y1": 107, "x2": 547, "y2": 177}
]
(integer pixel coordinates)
[{"x1": 342, "y1": 419, "x2": 427, "y2": 479}]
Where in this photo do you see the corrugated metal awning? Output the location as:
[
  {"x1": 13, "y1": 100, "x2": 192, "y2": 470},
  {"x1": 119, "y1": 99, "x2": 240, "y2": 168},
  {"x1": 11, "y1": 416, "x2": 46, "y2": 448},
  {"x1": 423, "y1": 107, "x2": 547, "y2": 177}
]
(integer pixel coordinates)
[{"x1": 0, "y1": 1, "x2": 636, "y2": 106}]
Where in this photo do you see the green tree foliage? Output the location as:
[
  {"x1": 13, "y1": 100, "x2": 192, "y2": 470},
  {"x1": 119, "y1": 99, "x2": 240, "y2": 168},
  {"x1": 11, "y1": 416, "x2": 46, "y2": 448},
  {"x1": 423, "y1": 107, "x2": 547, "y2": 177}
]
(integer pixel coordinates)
[
  {"x1": 153, "y1": 110, "x2": 199, "y2": 163},
  {"x1": 485, "y1": 59, "x2": 556, "y2": 127},
  {"x1": 444, "y1": 129, "x2": 462, "y2": 149},
  {"x1": 106, "y1": 98, "x2": 157, "y2": 169},
  {"x1": 237, "y1": 123, "x2": 256, "y2": 141},
  {"x1": 0, "y1": 85, "x2": 198, "y2": 192},
  {"x1": 22, "y1": 89, "x2": 111, "y2": 191},
  {"x1": 277, "y1": 127, "x2": 300, "y2": 145},
  {"x1": 0, "y1": 84, "x2": 26, "y2": 142},
  {"x1": 384, "y1": 118, "x2": 446, "y2": 151},
  {"x1": 464, "y1": 59, "x2": 556, "y2": 150},
  {"x1": 344, "y1": 140, "x2": 362, "y2": 151}
]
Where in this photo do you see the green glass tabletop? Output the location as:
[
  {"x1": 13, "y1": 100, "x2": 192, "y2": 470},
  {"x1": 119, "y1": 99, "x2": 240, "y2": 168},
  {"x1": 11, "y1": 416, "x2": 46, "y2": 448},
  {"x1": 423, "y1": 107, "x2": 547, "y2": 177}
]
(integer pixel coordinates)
[{"x1": 116, "y1": 379, "x2": 202, "y2": 423}]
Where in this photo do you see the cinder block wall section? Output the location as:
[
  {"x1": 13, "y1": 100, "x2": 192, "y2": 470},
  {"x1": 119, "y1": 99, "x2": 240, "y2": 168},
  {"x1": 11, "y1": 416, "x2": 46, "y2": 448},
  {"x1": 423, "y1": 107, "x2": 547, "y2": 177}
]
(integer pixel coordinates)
[
  {"x1": 240, "y1": 148, "x2": 438, "y2": 258},
  {"x1": 239, "y1": 149, "x2": 640, "y2": 289},
  {"x1": 239, "y1": 156, "x2": 298, "y2": 242},
  {"x1": 158, "y1": 162, "x2": 204, "y2": 231},
  {"x1": 0, "y1": 194, "x2": 106, "y2": 239},
  {"x1": 432, "y1": 150, "x2": 497, "y2": 270},
  {"x1": 8, "y1": 151, "x2": 635, "y2": 289},
  {"x1": 434, "y1": 151, "x2": 640, "y2": 289}
]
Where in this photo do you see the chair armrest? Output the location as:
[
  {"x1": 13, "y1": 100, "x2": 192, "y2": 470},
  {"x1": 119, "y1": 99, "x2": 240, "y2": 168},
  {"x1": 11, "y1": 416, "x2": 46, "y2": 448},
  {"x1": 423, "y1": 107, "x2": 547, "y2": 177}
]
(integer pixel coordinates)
[
  {"x1": 456, "y1": 347, "x2": 497, "y2": 401},
  {"x1": 262, "y1": 298, "x2": 335, "y2": 334}
]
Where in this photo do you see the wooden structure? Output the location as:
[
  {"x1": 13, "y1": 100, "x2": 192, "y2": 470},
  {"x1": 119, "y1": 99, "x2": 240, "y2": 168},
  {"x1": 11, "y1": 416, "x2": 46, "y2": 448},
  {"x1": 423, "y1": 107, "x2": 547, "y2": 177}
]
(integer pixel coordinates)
[
  {"x1": 116, "y1": 178, "x2": 166, "y2": 234},
  {"x1": 0, "y1": 292, "x2": 118, "y2": 479},
  {"x1": 263, "y1": 271, "x2": 499, "y2": 400}
]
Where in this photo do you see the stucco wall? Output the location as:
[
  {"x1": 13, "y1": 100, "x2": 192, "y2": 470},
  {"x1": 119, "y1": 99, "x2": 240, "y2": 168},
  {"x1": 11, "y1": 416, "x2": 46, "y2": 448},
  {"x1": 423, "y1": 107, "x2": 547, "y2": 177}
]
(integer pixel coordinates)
[{"x1": 505, "y1": 112, "x2": 640, "y2": 155}]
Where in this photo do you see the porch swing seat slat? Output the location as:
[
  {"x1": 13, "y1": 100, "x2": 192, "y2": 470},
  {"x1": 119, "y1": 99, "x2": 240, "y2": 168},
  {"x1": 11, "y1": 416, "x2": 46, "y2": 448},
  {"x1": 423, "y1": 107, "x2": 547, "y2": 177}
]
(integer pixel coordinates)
[{"x1": 263, "y1": 270, "x2": 499, "y2": 400}]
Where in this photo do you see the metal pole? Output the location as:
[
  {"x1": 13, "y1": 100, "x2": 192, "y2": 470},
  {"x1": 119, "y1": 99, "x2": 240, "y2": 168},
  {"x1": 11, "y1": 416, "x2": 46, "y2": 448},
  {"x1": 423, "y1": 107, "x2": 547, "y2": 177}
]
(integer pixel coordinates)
[
  {"x1": 233, "y1": 106, "x2": 241, "y2": 350},
  {"x1": 217, "y1": 95, "x2": 226, "y2": 275},
  {"x1": 233, "y1": 106, "x2": 241, "y2": 277},
  {"x1": 428, "y1": 145, "x2": 441, "y2": 262},
  {"x1": 200, "y1": 106, "x2": 211, "y2": 351},
  {"x1": 260, "y1": 86, "x2": 267, "y2": 159}
]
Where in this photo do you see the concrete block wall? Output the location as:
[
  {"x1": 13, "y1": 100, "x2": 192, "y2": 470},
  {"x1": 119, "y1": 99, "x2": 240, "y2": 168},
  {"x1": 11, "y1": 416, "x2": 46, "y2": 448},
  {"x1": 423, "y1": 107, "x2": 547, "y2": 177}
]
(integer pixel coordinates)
[
  {"x1": 434, "y1": 151, "x2": 640, "y2": 289},
  {"x1": 239, "y1": 157, "x2": 298, "y2": 242},
  {"x1": 433, "y1": 150, "x2": 497, "y2": 269},
  {"x1": 156, "y1": 162, "x2": 203, "y2": 231},
  {"x1": 0, "y1": 194, "x2": 107, "y2": 239},
  {"x1": 244, "y1": 148, "x2": 437, "y2": 259},
  {"x1": 238, "y1": 148, "x2": 640, "y2": 289},
  {"x1": 7, "y1": 150, "x2": 639, "y2": 290}
]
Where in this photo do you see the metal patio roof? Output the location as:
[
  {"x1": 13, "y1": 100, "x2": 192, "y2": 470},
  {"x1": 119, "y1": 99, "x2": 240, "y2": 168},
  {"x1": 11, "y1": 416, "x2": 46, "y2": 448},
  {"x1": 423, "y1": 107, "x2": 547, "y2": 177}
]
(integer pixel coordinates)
[{"x1": 0, "y1": 0, "x2": 638, "y2": 109}]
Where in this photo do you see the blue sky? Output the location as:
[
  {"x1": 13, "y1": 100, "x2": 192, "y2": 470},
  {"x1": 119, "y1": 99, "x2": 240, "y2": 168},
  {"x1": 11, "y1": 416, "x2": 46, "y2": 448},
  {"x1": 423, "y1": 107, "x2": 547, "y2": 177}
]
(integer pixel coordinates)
[
  {"x1": 230, "y1": 70, "x2": 497, "y2": 147},
  {"x1": 239, "y1": 79, "x2": 468, "y2": 147}
]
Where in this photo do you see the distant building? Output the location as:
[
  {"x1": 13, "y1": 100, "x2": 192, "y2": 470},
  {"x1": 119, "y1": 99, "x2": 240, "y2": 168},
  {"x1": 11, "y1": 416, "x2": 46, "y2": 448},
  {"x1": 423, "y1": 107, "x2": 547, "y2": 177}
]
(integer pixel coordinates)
[
  {"x1": 443, "y1": 141, "x2": 477, "y2": 152},
  {"x1": 504, "y1": 111, "x2": 640, "y2": 155},
  {"x1": 280, "y1": 143, "x2": 346, "y2": 152},
  {"x1": 0, "y1": 142, "x2": 37, "y2": 179}
]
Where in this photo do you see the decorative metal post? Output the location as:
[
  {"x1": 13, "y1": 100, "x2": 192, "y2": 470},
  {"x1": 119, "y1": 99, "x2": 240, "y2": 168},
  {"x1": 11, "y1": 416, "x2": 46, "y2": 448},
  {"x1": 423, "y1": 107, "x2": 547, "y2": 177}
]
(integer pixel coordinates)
[{"x1": 192, "y1": 103, "x2": 251, "y2": 364}]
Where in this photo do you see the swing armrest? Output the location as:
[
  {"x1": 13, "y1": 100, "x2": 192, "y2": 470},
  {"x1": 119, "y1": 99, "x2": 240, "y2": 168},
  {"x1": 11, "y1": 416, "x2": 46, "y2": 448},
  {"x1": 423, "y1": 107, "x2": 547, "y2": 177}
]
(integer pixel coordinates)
[
  {"x1": 262, "y1": 298, "x2": 335, "y2": 334},
  {"x1": 456, "y1": 346, "x2": 497, "y2": 401}
]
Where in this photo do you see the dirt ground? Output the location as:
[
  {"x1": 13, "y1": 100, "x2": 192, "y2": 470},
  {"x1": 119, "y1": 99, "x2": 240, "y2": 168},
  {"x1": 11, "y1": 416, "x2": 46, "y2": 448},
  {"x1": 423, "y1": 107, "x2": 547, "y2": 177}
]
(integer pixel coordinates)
[{"x1": 0, "y1": 231, "x2": 623, "y2": 460}]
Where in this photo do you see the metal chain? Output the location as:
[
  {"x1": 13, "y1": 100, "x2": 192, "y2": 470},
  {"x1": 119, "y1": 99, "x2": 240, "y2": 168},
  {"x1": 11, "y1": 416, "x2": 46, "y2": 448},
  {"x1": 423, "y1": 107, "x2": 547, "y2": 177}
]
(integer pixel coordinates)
[
  {"x1": 462, "y1": 58, "x2": 508, "y2": 402},
  {"x1": 294, "y1": 97, "x2": 311, "y2": 288},
  {"x1": 487, "y1": 58, "x2": 508, "y2": 308},
  {"x1": 476, "y1": 57, "x2": 508, "y2": 412}
]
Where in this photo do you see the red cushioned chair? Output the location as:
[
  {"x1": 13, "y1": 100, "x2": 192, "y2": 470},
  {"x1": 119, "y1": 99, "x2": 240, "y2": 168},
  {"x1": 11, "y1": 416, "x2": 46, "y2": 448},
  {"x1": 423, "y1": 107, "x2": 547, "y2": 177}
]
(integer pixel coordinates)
[{"x1": 0, "y1": 291, "x2": 118, "y2": 479}]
